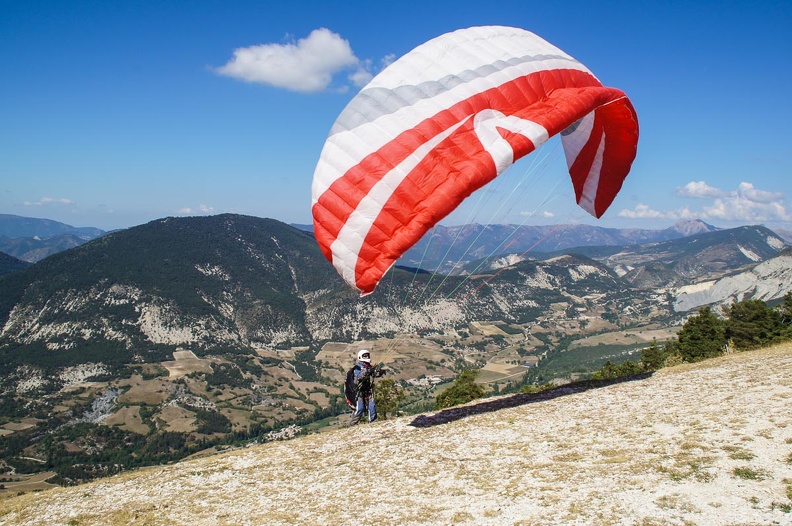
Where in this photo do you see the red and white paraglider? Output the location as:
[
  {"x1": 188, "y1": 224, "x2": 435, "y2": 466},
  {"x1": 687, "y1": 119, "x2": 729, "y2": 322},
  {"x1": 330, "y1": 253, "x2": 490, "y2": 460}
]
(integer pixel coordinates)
[{"x1": 312, "y1": 26, "x2": 638, "y2": 295}]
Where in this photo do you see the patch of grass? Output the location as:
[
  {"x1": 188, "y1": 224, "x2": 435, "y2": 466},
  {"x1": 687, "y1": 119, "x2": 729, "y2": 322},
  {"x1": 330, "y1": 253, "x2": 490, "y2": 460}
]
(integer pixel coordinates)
[
  {"x1": 654, "y1": 494, "x2": 699, "y2": 513},
  {"x1": 721, "y1": 445, "x2": 756, "y2": 461},
  {"x1": 771, "y1": 483, "x2": 792, "y2": 515},
  {"x1": 656, "y1": 452, "x2": 717, "y2": 483},
  {"x1": 772, "y1": 502, "x2": 792, "y2": 513},
  {"x1": 598, "y1": 447, "x2": 631, "y2": 464},
  {"x1": 553, "y1": 451, "x2": 586, "y2": 462},
  {"x1": 450, "y1": 511, "x2": 474, "y2": 522},
  {"x1": 732, "y1": 466, "x2": 768, "y2": 480}
]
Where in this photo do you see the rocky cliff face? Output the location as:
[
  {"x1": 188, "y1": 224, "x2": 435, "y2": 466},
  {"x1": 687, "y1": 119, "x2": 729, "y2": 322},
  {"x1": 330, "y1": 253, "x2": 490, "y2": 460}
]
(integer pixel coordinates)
[{"x1": 674, "y1": 249, "x2": 792, "y2": 312}]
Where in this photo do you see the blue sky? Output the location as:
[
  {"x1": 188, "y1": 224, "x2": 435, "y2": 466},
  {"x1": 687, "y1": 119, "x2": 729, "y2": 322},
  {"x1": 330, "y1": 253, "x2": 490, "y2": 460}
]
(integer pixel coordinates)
[{"x1": 1, "y1": 0, "x2": 790, "y2": 232}]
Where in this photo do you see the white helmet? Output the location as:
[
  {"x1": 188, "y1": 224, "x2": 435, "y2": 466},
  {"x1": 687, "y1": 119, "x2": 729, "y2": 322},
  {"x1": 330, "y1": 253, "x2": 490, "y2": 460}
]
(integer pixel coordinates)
[{"x1": 357, "y1": 350, "x2": 371, "y2": 363}]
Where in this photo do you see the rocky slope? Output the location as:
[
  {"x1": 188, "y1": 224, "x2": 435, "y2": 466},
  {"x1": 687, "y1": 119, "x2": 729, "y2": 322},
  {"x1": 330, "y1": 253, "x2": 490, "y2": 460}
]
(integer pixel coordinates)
[
  {"x1": 0, "y1": 215, "x2": 663, "y2": 372},
  {"x1": 674, "y1": 248, "x2": 792, "y2": 312},
  {"x1": 1, "y1": 343, "x2": 790, "y2": 525}
]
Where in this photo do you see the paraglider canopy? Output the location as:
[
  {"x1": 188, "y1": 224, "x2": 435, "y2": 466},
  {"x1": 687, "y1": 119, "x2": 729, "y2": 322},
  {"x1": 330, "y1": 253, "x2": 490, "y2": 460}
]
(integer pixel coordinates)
[{"x1": 312, "y1": 26, "x2": 638, "y2": 295}]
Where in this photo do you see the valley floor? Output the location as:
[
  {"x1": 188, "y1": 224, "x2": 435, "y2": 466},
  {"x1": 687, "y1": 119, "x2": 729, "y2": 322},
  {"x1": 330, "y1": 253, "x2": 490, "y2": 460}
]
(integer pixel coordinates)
[{"x1": 2, "y1": 343, "x2": 792, "y2": 525}]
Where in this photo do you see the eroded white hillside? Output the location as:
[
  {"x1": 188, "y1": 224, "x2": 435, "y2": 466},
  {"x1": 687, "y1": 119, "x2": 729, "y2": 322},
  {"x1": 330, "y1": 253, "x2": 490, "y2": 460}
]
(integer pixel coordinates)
[{"x1": 674, "y1": 253, "x2": 792, "y2": 312}]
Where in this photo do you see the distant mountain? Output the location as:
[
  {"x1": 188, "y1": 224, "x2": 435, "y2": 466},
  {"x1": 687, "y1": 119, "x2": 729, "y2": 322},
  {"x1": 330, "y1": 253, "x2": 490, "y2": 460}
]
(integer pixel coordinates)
[
  {"x1": 399, "y1": 219, "x2": 720, "y2": 273},
  {"x1": 0, "y1": 214, "x2": 105, "y2": 239},
  {"x1": 0, "y1": 251, "x2": 29, "y2": 276},
  {"x1": 775, "y1": 228, "x2": 792, "y2": 244},
  {"x1": 667, "y1": 219, "x2": 719, "y2": 236},
  {"x1": 467, "y1": 224, "x2": 787, "y2": 290},
  {"x1": 0, "y1": 214, "x2": 106, "y2": 262},
  {"x1": 0, "y1": 233, "x2": 101, "y2": 263},
  {"x1": 568, "y1": 224, "x2": 787, "y2": 288}
]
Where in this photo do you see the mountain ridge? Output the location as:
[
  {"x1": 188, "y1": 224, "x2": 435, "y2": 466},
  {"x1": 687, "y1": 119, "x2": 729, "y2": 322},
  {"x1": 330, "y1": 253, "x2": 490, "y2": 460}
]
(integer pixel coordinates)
[
  {"x1": 0, "y1": 214, "x2": 107, "y2": 262},
  {"x1": 398, "y1": 219, "x2": 724, "y2": 273}
]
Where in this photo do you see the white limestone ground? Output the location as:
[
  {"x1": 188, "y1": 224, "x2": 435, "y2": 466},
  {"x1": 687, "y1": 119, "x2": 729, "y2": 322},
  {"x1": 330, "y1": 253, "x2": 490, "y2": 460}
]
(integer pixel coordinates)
[{"x1": 2, "y1": 343, "x2": 792, "y2": 526}]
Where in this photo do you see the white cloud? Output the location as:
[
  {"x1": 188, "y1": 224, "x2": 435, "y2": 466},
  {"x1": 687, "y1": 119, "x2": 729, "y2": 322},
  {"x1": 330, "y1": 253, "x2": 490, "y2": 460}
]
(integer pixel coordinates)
[
  {"x1": 23, "y1": 197, "x2": 75, "y2": 206},
  {"x1": 735, "y1": 182, "x2": 783, "y2": 204},
  {"x1": 618, "y1": 203, "x2": 697, "y2": 220},
  {"x1": 348, "y1": 61, "x2": 373, "y2": 88},
  {"x1": 618, "y1": 204, "x2": 664, "y2": 219},
  {"x1": 675, "y1": 181, "x2": 727, "y2": 199},
  {"x1": 380, "y1": 54, "x2": 397, "y2": 69},
  {"x1": 178, "y1": 205, "x2": 214, "y2": 215},
  {"x1": 620, "y1": 181, "x2": 791, "y2": 223},
  {"x1": 215, "y1": 28, "x2": 365, "y2": 93}
]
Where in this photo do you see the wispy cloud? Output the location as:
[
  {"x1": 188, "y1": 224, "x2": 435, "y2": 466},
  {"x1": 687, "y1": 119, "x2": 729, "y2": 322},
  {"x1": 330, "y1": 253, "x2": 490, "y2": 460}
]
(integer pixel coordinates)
[
  {"x1": 23, "y1": 197, "x2": 75, "y2": 206},
  {"x1": 215, "y1": 28, "x2": 367, "y2": 93},
  {"x1": 620, "y1": 181, "x2": 791, "y2": 223},
  {"x1": 618, "y1": 203, "x2": 697, "y2": 221},
  {"x1": 178, "y1": 204, "x2": 214, "y2": 215}
]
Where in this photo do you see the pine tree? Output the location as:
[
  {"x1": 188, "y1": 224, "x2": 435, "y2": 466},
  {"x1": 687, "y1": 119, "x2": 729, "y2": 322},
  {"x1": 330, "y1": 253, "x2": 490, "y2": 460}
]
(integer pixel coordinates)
[
  {"x1": 780, "y1": 292, "x2": 792, "y2": 327},
  {"x1": 676, "y1": 306, "x2": 726, "y2": 362},
  {"x1": 640, "y1": 339, "x2": 668, "y2": 371},
  {"x1": 725, "y1": 299, "x2": 782, "y2": 350}
]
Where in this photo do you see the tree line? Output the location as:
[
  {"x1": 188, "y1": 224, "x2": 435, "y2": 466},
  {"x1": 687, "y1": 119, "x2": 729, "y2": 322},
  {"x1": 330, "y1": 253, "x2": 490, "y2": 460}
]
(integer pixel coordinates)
[
  {"x1": 595, "y1": 293, "x2": 792, "y2": 380},
  {"x1": 432, "y1": 294, "x2": 792, "y2": 409}
]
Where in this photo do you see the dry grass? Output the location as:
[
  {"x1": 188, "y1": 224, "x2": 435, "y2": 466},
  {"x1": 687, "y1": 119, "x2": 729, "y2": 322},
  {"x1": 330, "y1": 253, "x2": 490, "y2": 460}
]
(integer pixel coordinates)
[{"x1": 1, "y1": 343, "x2": 792, "y2": 525}]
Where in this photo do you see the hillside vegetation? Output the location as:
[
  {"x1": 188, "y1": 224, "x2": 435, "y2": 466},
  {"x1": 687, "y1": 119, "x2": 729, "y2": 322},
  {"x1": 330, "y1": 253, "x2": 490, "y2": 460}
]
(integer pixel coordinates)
[{"x1": 1, "y1": 342, "x2": 791, "y2": 525}]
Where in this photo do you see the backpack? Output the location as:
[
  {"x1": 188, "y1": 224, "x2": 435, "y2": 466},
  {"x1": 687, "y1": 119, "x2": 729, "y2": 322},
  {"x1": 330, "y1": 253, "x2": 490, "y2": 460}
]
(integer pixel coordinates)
[{"x1": 344, "y1": 364, "x2": 362, "y2": 409}]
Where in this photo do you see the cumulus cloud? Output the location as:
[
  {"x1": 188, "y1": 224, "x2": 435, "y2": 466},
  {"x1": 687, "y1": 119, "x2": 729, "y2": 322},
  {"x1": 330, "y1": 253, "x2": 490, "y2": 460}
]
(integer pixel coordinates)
[
  {"x1": 23, "y1": 197, "x2": 75, "y2": 206},
  {"x1": 701, "y1": 183, "x2": 790, "y2": 222},
  {"x1": 675, "y1": 181, "x2": 727, "y2": 199},
  {"x1": 348, "y1": 59, "x2": 374, "y2": 88},
  {"x1": 620, "y1": 181, "x2": 791, "y2": 223},
  {"x1": 735, "y1": 182, "x2": 784, "y2": 204},
  {"x1": 215, "y1": 28, "x2": 366, "y2": 93}
]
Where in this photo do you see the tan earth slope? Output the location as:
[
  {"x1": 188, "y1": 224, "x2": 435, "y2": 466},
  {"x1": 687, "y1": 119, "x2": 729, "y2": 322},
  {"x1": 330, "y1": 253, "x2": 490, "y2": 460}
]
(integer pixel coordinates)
[{"x1": 2, "y1": 343, "x2": 792, "y2": 525}]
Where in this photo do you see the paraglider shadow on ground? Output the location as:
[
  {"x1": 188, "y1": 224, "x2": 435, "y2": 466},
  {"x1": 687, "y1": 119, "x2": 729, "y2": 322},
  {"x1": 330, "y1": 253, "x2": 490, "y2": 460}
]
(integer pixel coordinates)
[{"x1": 408, "y1": 373, "x2": 654, "y2": 428}]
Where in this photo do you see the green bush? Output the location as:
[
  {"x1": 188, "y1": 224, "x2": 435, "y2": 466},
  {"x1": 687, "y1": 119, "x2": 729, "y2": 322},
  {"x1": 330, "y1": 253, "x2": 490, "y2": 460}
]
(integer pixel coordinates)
[
  {"x1": 374, "y1": 379, "x2": 405, "y2": 420},
  {"x1": 434, "y1": 370, "x2": 485, "y2": 410}
]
